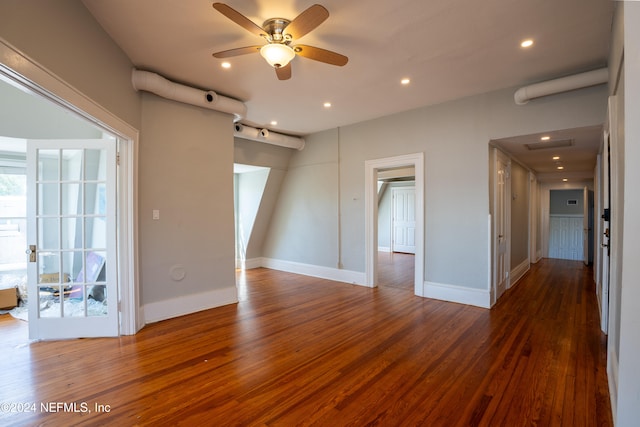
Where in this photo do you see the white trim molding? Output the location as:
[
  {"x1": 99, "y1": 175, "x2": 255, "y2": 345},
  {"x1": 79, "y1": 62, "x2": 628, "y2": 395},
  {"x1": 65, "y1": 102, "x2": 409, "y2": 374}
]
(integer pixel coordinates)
[
  {"x1": 262, "y1": 258, "x2": 366, "y2": 286},
  {"x1": 242, "y1": 258, "x2": 264, "y2": 270},
  {"x1": 365, "y1": 153, "x2": 424, "y2": 295},
  {"x1": 510, "y1": 259, "x2": 530, "y2": 288},
  {"x1": 424, "y1": 281, "x2": 491, "y2": 308},
  {"x1": 143, "y1": 287, "x2": 238, "y2": 324},
  {"x1": 608, "y1": 346, "x2": 619, "y2": 424}
]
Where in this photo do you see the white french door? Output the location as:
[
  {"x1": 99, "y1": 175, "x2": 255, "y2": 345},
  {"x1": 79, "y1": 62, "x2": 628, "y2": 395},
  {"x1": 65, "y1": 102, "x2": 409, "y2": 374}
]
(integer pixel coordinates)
[{"x1": 27, "y1": 140, "x2": 119, "y2": 339}]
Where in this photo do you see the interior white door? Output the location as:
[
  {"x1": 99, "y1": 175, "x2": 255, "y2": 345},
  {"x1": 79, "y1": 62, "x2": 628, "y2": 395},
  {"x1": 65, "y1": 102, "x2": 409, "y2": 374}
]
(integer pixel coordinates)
[
  {"x1": 549, "y1": 216, "x2": 584, "y2": 260},
  {"x1": 27, "y1": 140, "x2": 118, "y2": 339},
  {"x1": 494, "y1": 151, "x2": 510, "y2": 300},
  {"x1": 392, "y1": 187, "x2": 416, "y2": 254},
  {"x1": 599, "y1": 136, "x2": 611, "y2": 333}
]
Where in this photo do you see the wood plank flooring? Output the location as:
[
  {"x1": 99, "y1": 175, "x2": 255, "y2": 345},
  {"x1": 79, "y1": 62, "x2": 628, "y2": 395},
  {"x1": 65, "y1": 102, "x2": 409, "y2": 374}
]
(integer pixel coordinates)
[
  {"x1": 377, "y1": 252, "x2": 414, "y2": 291},
  {"x1": 0, "y1": 259, "x2": 612, "y2": 426}
]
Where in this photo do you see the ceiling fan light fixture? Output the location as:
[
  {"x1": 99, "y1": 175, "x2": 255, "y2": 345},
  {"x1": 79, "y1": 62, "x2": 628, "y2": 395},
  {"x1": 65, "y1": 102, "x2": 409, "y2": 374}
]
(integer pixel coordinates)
[{"x1": 260, "y1": 44, "x2": 296, "y2": 68}]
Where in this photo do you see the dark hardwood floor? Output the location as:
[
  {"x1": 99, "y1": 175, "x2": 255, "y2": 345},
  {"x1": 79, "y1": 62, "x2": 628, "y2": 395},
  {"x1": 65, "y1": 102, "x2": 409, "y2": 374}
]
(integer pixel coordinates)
[
  {"x1": 377, "y1": 251, "x2": 414, "y2": 290},
  {"x1": 0, "y1": 259, "x2": 612, "y2": 426}
]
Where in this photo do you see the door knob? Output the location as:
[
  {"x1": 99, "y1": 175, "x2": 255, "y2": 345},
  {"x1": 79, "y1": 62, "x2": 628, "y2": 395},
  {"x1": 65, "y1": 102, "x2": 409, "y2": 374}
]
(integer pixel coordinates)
[{"x1": 25, "y1": 245, "x2": 36, "y2": 262}]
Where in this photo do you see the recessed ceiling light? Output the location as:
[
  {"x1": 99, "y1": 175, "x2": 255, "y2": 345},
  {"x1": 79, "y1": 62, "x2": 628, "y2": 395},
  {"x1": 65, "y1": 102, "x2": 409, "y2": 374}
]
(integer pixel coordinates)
[
  {"x1": 540, "y1": 135, "x2": 550, "y2": 141},
  {"x1": 401, "y1": 78, "x2": 410, "y2": 85},
  {"x1": 557, "y1": 166, "x2": 564, "y2": 170},
  {"x1": 221, "y1": 62, "x2": 231, "y2": 69},
  {"x1": 521, "y1": 39, "x2": 534, "y2": 48},
  {"x1": 270, "y1": 121, "x2": 278, "y2": 126},
  {"x1": 552, "y1": 156, "x2": 560, "y2": 160},
  {"x1": 323, "y1": 102, "x2": 332, "y2": 108},
  {"x1": 563, "y1": 178, "x2": 568, "y2": 182}
]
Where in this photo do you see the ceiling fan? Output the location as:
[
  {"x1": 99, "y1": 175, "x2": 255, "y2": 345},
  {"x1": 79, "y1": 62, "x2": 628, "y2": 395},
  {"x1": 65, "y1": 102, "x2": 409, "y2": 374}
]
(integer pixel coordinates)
[{"x1": 212, "y1": 3, "x2": 348, "y2": 80}]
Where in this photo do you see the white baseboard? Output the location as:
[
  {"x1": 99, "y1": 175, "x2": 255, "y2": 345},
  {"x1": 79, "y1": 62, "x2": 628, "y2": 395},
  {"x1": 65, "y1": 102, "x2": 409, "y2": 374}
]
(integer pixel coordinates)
[
  {"x1": 244, "y1": 258, "x2": 490, "y2": 308},
  {"x1": 137, "y1": 306, "x2": 146, "y2": 332},
  {"x1": 261, "y1": 258, "x2": 367, "y2": 286},
  {"x1": 510, "y1": 259, "x2": 530, "y2": 288},
  {"x1": 536, "y1": 250, "x2": 543, "y2": 262},
  {"x1": 242, "y1": 258, "x2": 263, "y2": 270},
  {"x1": 608, "y1": 346, "x2": 618, "y2": 424},
  {"x1": 143, "y1": 286, "x2": 238, "y2": 324},
  {"x1": 378, "y1": 246, "x2": 391, "y2": 253},
  {"x1": 424, "y1": 281, "x2": 491, "y2": 308}
]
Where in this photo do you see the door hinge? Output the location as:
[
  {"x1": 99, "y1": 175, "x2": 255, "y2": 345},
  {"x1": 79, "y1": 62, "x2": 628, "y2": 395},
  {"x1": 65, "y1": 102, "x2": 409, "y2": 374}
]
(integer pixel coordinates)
[{"x1": 116, "y1": 153, "x2": 120, "y2": 166}]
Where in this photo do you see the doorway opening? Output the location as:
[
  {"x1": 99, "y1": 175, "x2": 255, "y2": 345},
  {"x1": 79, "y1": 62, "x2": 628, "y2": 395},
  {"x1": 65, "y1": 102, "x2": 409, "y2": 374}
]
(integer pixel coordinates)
[
  {"x1": 365, "y1": 153, "x2": 424, "y2": 296},
  {"x1": 233, "y1": 163, "x2": 270, "y2": 270},
  {"x1": 376, "y1": 169, "x2": 415, "y2": 290},
  {"x1": 546, "y1": 189, "x2": 593, "y2": 262},
  {"x1": 0, "y1": 41, "x2": 139, "y2": 337}
]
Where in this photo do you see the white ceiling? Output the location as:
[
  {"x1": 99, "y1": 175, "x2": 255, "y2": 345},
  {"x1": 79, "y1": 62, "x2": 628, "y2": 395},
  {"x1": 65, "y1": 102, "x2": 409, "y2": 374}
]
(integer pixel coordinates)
[
  {"x1": 491, "y1": 125, "x2": 603, "y2": 182},
  {"x1": 82, "y1": 0, "x2": 613, "y2": 182}
]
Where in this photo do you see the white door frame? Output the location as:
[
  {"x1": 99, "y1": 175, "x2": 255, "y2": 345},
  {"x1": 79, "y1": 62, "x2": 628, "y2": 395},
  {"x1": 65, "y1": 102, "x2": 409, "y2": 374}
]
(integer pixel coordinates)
[
  {"x1": 529, "y1": 173, "x2": 540, "y2": 263},
  {"x1": 0, "y1": 40, "x2": 140, "y2": 335},
  {"x1": 596, "y1": 143, "x2": 609, "y2": 333},
  {"x1": 365, "y1": 153, "x2": 424, "y2": 296}
]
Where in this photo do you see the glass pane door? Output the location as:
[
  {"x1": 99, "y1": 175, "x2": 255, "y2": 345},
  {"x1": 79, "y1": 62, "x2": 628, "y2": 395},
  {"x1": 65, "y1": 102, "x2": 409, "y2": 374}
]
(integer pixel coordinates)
[{"x1": 27, "y1": 140, "x2": 118, "y2": 339}]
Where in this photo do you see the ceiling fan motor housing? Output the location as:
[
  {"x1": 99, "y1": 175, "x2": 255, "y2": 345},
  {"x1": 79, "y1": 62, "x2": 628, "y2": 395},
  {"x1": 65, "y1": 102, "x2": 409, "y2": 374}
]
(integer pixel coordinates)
[{"x1": 262, "y1": 18, "x2": 292, "y2": 43}]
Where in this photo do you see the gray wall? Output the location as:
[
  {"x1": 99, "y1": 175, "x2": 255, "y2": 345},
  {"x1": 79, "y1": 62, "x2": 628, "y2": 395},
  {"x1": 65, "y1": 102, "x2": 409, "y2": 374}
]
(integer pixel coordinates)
[
  {"x1": 510, "y1": 162, "x2": 529, "y2": 269},
  {"x1": 0, "y1": 81, "x2": 102, "y2": 139},
  {"x1": 139, "y1": 93, "x2": 235, "y2": 305},
  {"x1": 244, "y1": 169, "x2": 287, "y2": 260},
  {"x1": 550, "y1": 189, "x2": 584, "y2": 215},
  {"x1": 265, "y1": 85, "x2": 608, "y2": 290},
  {"x1": 234, "y1": 138, "x2": 293, "y2": 260},
  {"x1": 0, "y1": 0, "x2": 141, "y2": 130},
  {"x1": 235, "y1": 168, "x2": 269, "y2": 260},
  {"x1": 263, "y1": 128, "x2": 340, "y2": 268}
]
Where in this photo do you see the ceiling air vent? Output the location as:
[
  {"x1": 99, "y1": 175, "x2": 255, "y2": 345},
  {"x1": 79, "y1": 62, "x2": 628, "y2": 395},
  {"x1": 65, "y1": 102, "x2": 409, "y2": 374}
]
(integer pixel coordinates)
[{"x1": 525, "y1": 139, "x2": 573, "y2": 150}]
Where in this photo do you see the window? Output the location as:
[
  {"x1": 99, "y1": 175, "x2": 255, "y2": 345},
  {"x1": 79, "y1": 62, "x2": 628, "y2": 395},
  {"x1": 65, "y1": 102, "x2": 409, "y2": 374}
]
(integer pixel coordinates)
[{"x1": 0, "y1": 144, "x2": 27, "y2": 295}]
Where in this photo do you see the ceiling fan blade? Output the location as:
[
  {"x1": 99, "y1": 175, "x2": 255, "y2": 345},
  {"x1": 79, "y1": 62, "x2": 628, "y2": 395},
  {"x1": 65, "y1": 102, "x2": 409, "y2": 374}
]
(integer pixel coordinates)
[
  {"x1": 212, "y1": 3, "x2": 266, "y2": 38},
  {"x1": 212, "y1": 46, "x2": 262, "y2": 58},
  {"x1": 275, "y1": 63, "x2": 292, "y2": 80},
  {"x1": 294, "y1": 45, "x2": 348, "y2": 66},
  {"x1": 284, "y1": 4, "x2": 329, "y2": 40}
]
